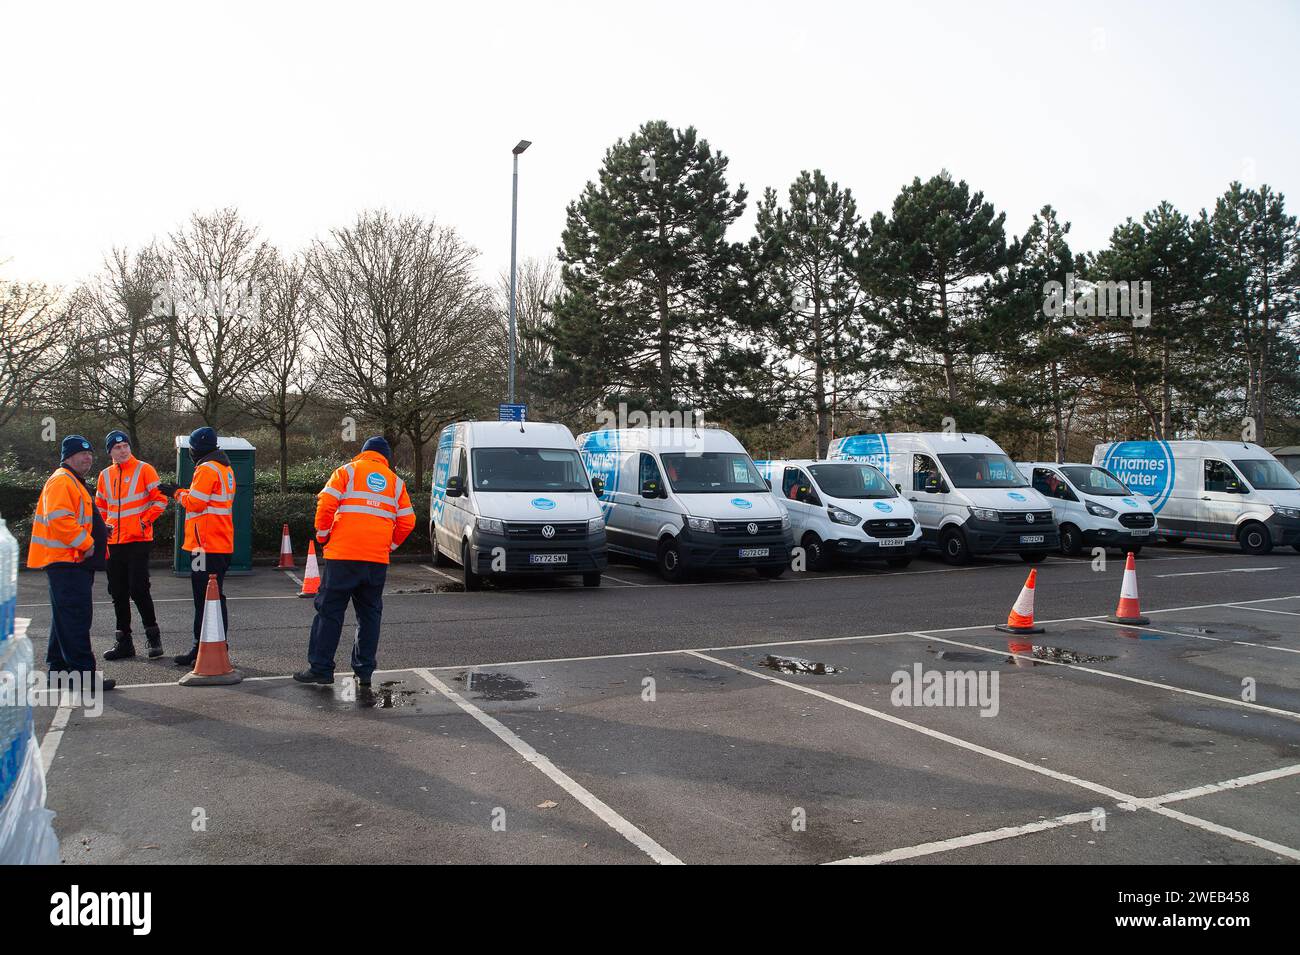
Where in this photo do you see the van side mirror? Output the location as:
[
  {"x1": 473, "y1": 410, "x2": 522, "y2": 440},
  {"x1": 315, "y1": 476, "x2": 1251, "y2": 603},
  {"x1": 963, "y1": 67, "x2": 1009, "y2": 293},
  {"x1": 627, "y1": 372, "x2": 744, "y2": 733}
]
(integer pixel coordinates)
[
  {"x1": 894, "y1": 483, "x2": 902, "y2": 493},
  {"x1": 925, "y1": 476, "x2": 943, "y2": 492},
  {"x1": 445, "y1": 475, "x2": 464, "y2": 498},
  {"x1": 641, "y1": 479, "x2": 660, "y2": 499},
  {"x1": 591, "y1": 477, "x2": 604, "y2": 496},
  {"x1": 1227, "y1": 480, "x2": 1244, "y2": 494}
]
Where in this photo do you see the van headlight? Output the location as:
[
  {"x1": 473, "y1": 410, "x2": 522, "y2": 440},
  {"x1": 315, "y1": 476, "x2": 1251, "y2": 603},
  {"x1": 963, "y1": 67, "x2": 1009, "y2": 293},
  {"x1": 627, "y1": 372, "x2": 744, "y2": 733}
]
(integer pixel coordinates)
[
  {"x1": 969, "y1": 506, "x2": 999, "y2": 522},
  {"x1": 476, "y1": 517, "x2": 506, "y2": 535},
  {"x1": 686, "y1": 516, "x2": 716, "y2": 533},
  {"x1": 780, "y1": 511, "x2": 790, "y2": 529},
  {"x1": 1086, "y1": 502, "x2": 1117, "y2": 519},
  {"x1": 1272, "y1": 505, "x2": 1300, "y2": 520},
  {"x1": 587, "y1": 517, "x2": 605, "y2": 534},
  {"x1": 827, "y1": 506, "x2": 860, "y2": 526}
]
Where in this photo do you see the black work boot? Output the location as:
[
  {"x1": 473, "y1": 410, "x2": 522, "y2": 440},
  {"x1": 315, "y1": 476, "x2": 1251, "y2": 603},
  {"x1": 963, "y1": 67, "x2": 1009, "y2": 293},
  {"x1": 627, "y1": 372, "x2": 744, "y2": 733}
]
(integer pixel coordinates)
[
  {"x1": 103, "y1": 631, "x2": 136, "y2": 661},
  {"x1": 144, "y1": 625, "x2": 164, "y2": 658},
  {"x1": 293, "y1": 669, "x2": 334, "y2": 685},
  {"x1": 173, "y1": 645, "x2": 197, "y2": 667}
]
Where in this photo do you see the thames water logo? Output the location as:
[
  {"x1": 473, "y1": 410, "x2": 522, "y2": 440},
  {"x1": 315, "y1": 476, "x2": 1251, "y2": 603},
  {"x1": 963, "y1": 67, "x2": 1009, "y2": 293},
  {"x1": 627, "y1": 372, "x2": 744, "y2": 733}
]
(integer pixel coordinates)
[
  {"x1": 731, "y1": 498, "x2": 753, "y2": 509},
  {"x1": 50, "y1": 885, "x2": 151, "y2": 935},
  {"x1": 531, "y1": 498, "x2": 556, "y2": 510},
  {"x1": 1102, "y1": 441, "x2": 1174, "y2": 513},
  {"x1": 365, "y1": 472, "x2": 388, "y2": 493},
  {"x1": 1007, "y1": 492, "x2": 1026, "y2": 502},
  {"x1": 873, "y1": 501, "x2": 893, "y2": 512}
]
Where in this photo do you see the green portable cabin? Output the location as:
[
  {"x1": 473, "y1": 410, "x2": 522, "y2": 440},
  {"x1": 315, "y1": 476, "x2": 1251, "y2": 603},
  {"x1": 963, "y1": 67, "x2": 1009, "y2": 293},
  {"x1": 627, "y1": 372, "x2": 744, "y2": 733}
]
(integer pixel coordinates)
[{"x1": 172, "y1": 435, "x2": 256, "y2": 575}]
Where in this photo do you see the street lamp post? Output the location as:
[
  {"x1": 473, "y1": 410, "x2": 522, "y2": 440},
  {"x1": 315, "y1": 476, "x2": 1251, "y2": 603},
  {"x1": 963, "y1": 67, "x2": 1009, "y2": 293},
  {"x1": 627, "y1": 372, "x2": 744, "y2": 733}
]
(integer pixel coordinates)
[{"x1": 509, "y1": 139, "x2": 531, "y2": 405}]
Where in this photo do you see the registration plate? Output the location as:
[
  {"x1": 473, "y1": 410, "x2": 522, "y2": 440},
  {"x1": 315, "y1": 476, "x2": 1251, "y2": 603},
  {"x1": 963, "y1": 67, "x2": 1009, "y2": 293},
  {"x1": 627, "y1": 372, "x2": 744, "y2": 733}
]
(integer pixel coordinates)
[
  {"x1": 1131, "y1": 529, "x2": 1150, "y2": 537},
  {"x1": 1019, "y1": 534, "x2": 1045, "y2": 545},
  {"x1": 739, "y1": 547, "x2": 770, "y2": 558},
  {"x1": 877, "y1": 538, "x2": 904, "y2": 547},
  {"x1": 529, "y1": 553, "x2": 568, "y2": 564}
]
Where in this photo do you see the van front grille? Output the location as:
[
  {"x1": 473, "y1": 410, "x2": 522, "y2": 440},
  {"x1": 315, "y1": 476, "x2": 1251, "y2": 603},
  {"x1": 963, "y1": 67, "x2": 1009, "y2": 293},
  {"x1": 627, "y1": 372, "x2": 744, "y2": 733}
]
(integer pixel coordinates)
[
  {"x1": 865, "y1": 518, "x2": 915, "y2": 537},
  {"x1": 1001, "y1": 511, "x2": 1054, "y2": 526},
  {"x1": 1119, "y1": 512, "x2": 1155, "y2": 528}
]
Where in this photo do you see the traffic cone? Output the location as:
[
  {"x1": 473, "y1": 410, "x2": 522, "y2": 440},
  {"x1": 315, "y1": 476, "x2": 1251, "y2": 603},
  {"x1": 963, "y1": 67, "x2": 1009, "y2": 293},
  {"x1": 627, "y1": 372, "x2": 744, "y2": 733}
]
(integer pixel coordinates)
[
  {"x1": 278, "y1": 524, "x2": 294, "y2": 568},
  {"x1": 298, "y1": 541, "x2": 321, "y2": 598},
  {"x1": 1107, "y1": 552, "x2": 1149, "y2": 625},
  {"x1": 995, "y1": 569, "x2": 1044, "y2": 634},
  {"x1": 178, "y1": 575, "x2": 242, "y2": 687}
]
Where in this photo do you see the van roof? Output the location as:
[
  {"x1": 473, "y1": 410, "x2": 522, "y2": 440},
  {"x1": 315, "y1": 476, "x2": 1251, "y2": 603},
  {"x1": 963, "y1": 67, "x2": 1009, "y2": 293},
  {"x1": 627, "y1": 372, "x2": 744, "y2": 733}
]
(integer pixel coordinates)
[
  {"x1": 832, "y1": 432, "x2": 1006, "y2": 454},
  {"x1": 577, "y1": 427, "x2": 745, "y2": 454},
  {"x1": 452, "y1": 421, "x2": 577, "y2": 449},
  {"x1": 1156, "y1": 440, "x2": 1273, "y2": 459}
]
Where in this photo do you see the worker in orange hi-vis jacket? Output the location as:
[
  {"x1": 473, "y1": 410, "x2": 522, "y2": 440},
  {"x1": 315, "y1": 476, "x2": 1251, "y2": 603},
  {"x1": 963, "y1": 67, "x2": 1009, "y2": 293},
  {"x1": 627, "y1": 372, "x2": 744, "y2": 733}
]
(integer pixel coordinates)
[
  {"x1": 96, "y1": 430, "x2": 169, "y2": 661},
  {"x1": 294, "y1": 437, "x2": 415, "y2": 688},
  {"x1": 161, "y1": 426, "x2": 236, "y2": 668},
  {"x1": 28, "y1": 435, "x2": 114, "y2": 691}
]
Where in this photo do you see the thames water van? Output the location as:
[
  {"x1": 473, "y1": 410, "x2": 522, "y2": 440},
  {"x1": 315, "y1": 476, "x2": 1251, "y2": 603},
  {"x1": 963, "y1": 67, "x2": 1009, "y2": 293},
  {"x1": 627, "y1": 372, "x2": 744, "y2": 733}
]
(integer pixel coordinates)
[
  {"x1": 429, "y1": 421, "x2": 608, "y2": 589},
  {"x1": 754, "y1": 459, "x2": 922, "y2": 569},
  {"x1": 577, "y1": 428, "x2": 793, "y2": 581},
  {"x1": 1093, "y1": 440, "x2": 1300, "y2": 554},
  {"x1": 1015, "y1": 461, "x2": 1157, "y2": 556},
  {"x1": 827, "y1": 432, "x2": 1059, "y2": 564}
]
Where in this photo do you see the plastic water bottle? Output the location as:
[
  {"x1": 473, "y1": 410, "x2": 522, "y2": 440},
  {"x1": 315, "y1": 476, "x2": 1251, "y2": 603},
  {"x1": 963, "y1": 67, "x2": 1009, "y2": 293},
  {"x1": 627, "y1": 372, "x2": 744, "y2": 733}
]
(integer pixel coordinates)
[{"x1": 0, "y1": 517, "x2": 15, "y2": 641}]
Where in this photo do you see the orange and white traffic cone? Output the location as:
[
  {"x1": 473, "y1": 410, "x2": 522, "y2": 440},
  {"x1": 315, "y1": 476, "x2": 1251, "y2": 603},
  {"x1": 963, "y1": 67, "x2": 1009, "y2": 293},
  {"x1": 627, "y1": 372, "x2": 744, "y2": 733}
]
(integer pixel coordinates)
[
  {"x1": 995, "y1": 569, "x2": 1044, "y2": 634},
  {"x1": 178, "y1": 575, "x2": 242, "y2": 686},
  {"x1": 298, "y1": 541, "x2": 321, "y2": 598},
  {"x1": 278, "y1": 524, "x2": 295, "y2": 569},
  {"x1": 1107, "y1": 552, "x2": 1149, "y2": 625}
]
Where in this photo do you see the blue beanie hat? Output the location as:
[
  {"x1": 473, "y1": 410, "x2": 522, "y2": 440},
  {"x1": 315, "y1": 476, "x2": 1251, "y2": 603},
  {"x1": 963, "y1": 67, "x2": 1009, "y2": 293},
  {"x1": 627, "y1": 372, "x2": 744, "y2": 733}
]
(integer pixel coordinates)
[
  {"x1": 105, "y1": 430, "x2": 130, "y2": 454},
  {"x1": 61, "y1": 434, "x2": 93, "y2": 461},
  {"x1": 361, "y1": 436, "x2": 392, "y2": 462},
  {"x1": 189, "y1": 426, "x2": 218, "y2": 457}
]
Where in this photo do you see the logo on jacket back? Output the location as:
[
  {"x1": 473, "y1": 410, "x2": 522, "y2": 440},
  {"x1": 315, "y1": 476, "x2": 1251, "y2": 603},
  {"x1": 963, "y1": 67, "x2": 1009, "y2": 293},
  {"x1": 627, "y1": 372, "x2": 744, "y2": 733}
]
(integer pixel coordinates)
[
  {"x1": 730, "y1": 498, "x2": 752, "y2": 509},
  {"x1": 532, "y1": 498, "x2": 556, "y2": 510},
  {"x1": 366, "y1": 472, "x2": 388, "y2": 493},
  {"x1": 873, "y1": 501, "x2": 893, "y2": 512}
]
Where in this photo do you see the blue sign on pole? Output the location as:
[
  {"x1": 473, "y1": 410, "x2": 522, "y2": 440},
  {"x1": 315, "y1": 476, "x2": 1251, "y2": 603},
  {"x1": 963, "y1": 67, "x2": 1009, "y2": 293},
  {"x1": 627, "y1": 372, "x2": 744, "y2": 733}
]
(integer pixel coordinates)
[{"x1": 498, "y1": 403, "x2": 527, "y2": 422}]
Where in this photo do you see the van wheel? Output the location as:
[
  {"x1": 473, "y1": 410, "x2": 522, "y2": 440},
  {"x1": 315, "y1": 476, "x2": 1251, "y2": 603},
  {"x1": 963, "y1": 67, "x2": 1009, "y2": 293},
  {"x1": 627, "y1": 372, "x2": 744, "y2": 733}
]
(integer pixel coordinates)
[
  {"x1": 656, "y1": 538, "x2": 687, "y2": 583},
  {"x1": 582, "y1": 572, "x2": 601, "y2": 588},
  {"x1": 1239, "y1": 522, "x2": 1273, "y2": 555},
  {"x1": 1059, "y1": 524, "x2": 1083, "y2": 557},
  {"x1": 431, "y1": 539, "x2": 453, "y2": 566},
  {"x1": 1020, "y1": 552, "x2": 1047, "y2": 563},
  {"x1": 940, "y1": 529, "x2": 970, "y2": 565},
  {"x1": 885, "y1": 556, "x2": 912, "y2": 569},
  {"x1": 757, "y1": 564, "x2": 786, "y2": 579},
  {"x1": 1162, "y1": 535, "x2": 1186, "y2": 545},
  {"x1": 800, "y1": 533, "x2": 828, "y2": 571},
  {"x1": 461, "y1": 542, "x2": 483, "y2": 591}
]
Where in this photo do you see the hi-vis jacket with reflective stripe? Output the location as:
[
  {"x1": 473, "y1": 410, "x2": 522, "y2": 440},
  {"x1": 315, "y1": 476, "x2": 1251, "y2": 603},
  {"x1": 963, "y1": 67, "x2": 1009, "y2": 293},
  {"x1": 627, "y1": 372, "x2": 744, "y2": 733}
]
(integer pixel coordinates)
[
  {"x1": 176, "y1": 455, "x2": 236, "y2": 554},
  {"x1": 315, "y1": 450, "x2": 415, "y2": 564},
  {"x1": 96, "y1": 455, "x2": 168, "y2": 545},
  {"x1": 27, "y1": 467, "x2": 96, "y2": 568}
]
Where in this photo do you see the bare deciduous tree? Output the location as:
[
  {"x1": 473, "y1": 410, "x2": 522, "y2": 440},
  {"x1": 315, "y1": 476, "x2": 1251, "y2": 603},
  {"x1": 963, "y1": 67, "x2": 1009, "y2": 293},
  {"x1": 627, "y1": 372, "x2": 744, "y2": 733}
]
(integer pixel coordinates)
[
  {"x1": 161, "y1": 208, "x2": 275, "y2": 426},
  {"x1": 0, "y1": 274, "x2": 65, "y2": 426},
  {"x1": 238, "y1": 254, "x2": 321, "y2": 490}
]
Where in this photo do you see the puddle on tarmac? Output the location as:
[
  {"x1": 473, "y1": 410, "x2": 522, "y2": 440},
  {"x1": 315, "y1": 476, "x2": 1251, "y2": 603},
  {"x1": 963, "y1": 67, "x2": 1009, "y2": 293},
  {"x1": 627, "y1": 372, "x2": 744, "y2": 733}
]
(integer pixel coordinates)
[
  {"x1": 1164, "y1": 625, "x2": 1217, "y2": 635},
  {"x1": 1024, "y1": 645, "x2": 1119, "y2": 665},
  {"x1": 668, "y1": 666, "x2": 725, "y2": 681},
  {"x1": 757, "y1": 654, "x2": 844, "y2": 675},
  {"x1": 454, "y1": 671, "x2": 538, "y2": 701},
  {"x1": 391, "y1": 584, "x2": 465, "y2": 594},
  {"x1": 356, "y1": 680, "x2": 426, "y2": 709},
  {"x1": 927, "y1": 649, "x2": 1004, "y2": 664}
]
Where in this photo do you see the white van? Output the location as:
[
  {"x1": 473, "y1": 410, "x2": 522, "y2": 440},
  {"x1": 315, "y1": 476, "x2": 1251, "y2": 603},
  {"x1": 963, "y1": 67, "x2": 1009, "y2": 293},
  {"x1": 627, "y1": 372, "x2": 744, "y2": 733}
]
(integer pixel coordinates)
[
  {"x1": 754, "y1": 458, "x2": 922, "y2": 569},
  {"x1": 1093, "y1": 440, "x2": 1300, "y2": 554},
  {"x1": 827, "y1": 432, "x2": 1059, "y2": 564},
  {"x1": 429, "y1": 421, "x2": 608, "y2": 589},
  {"x1": 576, "y1": 427, "x2": 793, "y2": 581},
  {"x1": 1016, "y1": 461, "x2": 1158, "y2": 556}
]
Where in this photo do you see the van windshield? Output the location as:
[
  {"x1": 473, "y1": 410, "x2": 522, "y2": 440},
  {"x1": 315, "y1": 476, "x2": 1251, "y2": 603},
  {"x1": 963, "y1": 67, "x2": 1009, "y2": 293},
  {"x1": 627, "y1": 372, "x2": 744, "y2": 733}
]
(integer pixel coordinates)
[
  {"x1": 472, "y1": 448, "x2": 590, "y2": 492},
  {"x1": 938, "y1": 453, "x2": 1027, "y2": 489},
  {"x1": 1060, "y1": 466, "x2": 1131, "y2": 496},
  {"x1": 1233, "y1": 458, "x2": 1300, "y2": 491},
  {"x1": 807, "y1": 463, "x2": 896, "y2": 499},
  {"x1": 660, "y1": 452, "x2": 768, "y2": 493}
]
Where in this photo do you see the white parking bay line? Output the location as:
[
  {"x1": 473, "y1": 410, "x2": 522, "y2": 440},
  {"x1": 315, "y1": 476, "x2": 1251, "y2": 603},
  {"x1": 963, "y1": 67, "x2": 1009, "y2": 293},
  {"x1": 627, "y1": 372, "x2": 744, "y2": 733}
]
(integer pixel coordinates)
[
  {"x1": 422, "y1": 564, "x2": 461, "y2": 585},
  {"x1": 39, "y1": 695, "x2": 74, "y2": 768},
  {"x1": 601, "y1": 573, "x2": 646, "y2": 587},
  {"x1": 1228, "y1": 604, "x2": 1300, "y2": 617},
  {"x1": 282, "y1": 569, "x2": 303, "y2": 587},
  {"x1": 827, "y1": 811, "x2": 1097, "y2": 865},
  {"x1": 1156, "y1": 567, "x2": 1280, "y2": 578},
  {"x1": 412, "y1": 668, "x2": 683, "y2": 865},
  {"x1": 1091, "y1": 618, "x2": 1300, "y2": 655}
]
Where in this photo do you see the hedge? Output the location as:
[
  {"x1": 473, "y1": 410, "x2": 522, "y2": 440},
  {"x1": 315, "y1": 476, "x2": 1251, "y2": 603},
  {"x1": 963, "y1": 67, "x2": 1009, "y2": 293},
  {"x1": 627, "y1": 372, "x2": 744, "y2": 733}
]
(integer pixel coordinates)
[{"x1": 0, "y1": 469, "x2": 432, "y2": 560}]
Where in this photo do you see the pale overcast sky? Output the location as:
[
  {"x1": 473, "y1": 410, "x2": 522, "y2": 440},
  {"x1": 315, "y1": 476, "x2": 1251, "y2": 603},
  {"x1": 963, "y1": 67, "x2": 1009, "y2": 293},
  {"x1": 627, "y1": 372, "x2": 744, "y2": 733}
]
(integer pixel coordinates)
[{"x1": 2, "y1": 0, "x2": 1297, "y2": 287}]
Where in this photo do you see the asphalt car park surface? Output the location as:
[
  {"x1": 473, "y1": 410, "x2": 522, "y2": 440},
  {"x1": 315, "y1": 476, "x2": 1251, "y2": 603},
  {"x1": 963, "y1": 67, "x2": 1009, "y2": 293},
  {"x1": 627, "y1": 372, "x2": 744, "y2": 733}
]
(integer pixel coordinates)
[{"x1": 17, "y1": 540, "x2": 1300, "y2": 864}]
